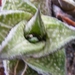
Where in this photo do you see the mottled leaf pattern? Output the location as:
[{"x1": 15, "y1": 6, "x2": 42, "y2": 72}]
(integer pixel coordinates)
[
  {"x1": 0, "y1": 0, "x2": 75, "y2": 75},
  {"x1": 1, "y1": 14, "x2": 75, "y2": 59},
  {"x1": 24, "y1": 8, "x2": 46, "y2": 42},
  {"x1": 0, "y1": 10, "x2": 32, "y2": 44},
  {"x1": 29, "y1": 15, "x2": 75, "y2": 57},
  {"x1": 25, "y1": 49, "x2": 66, "y2": 75},
  {"x1": 0, "y1": 21, "x2": 45, "y2": 59},
  {"x1": 3, "y1": 0, "x2": 36, "y2": 14}
]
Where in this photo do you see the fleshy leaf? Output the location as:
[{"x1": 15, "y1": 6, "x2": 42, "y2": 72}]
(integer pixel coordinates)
[
  {"x1": 0, "y1": 15, "x2": 75, "y2": 59},
  {"x1": 24, "y1": 8, "x2": 47, "y2": 43},
  {"x1": 25, "y1": 49, "x2": 66, "y2": 75},
  {"x1": 3, "y1": 0, "x2": 37, "y2": 14},
  {"x1": 0, "y1": 21, "x2": 45, "y2": 59},
  {"x1": 31, "y1": 15, "x2": 75, "y2": 58},
  {"x1": 0, "y1": 10, "x2": 32, "y2": 44}
]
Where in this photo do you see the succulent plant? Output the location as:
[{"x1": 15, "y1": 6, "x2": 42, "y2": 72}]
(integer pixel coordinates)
[{"x1": 0, "y1": 0, "x2": 75, "y2": 75}]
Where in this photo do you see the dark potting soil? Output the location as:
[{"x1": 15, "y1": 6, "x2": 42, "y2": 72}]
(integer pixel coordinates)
[{"x1": 66, "y1": 40, "x2": 75, "y2": 75}]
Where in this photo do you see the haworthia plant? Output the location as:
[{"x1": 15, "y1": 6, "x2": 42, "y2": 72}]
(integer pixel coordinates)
[
  {"x1": 24, "y1": 7, "x2": 47, "y2": 43},
  {"x1": 0, "y1": 20, "x2": 45, "y2": 59},
  {"x1": 0, "y1": 10, "x2": 32, "y2": 44},
  {"x1": 25, "y1": 49, "x2": 66, "y2": 75},
  {"x1": 0, "y1": 0, "x2": 75, "y2": 75},
  {"x1": 32, "y1": 15, "x2": 75, "y2": 57}
]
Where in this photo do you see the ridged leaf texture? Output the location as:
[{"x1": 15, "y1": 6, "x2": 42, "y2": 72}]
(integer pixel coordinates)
[
  {"x1": 25, "y1": 49, "x2": 66, "y2": 75},
  {"x1": 0, "y1": 0, "x2": 75, "y2": 75},
  {"x1": 0, "y1": 10, "x2": 32, "y2": 44}
]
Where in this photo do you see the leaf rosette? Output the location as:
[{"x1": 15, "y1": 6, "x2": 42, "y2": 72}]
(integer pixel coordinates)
[{"x1": 0, "y1": 0, "x2": 75, "y2": 75}]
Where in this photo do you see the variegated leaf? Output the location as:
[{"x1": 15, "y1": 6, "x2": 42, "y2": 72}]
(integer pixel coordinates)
[
  {"x1": 24, "y1": 8, "x2": 46, "y2": 43},
  {"x1": 0, "y1": 12, "x2": 75, "y2": 59},
  {"x1": 0, "y1": 20, "x2": 45, "y2": 59},
  {"x1": 31, "y1": 15, "x2": 75, "y2": 57},
  {"x1": 0, "y1": 10, "x2": 32, "y2": 44},
  {"x1": 25, "y1": 49, "x2": 66, "y2": 75}
]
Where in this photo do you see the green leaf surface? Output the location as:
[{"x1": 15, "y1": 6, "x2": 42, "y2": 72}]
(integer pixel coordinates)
[
  {"x1": 0, "y1": 10, "x2": 32, "y2": 44},
  {"x1": 3, "y1": 0, "x2": 37, "y2": 14},
  {"x1": 0, "y1": 21, "x2": 45, "y2": 59},
  {"x1": 24, "y1": 8, "x2": 46, "y2": 42},
  {"x1": 0, "y1": 14, "x2": 75, "y2": 59},
  {"x1": 25, "y1": 49, "x2": 66, "y2": 75},
  {"x1": 31, "y1": 15, "x2": 75, "y2": 57}
]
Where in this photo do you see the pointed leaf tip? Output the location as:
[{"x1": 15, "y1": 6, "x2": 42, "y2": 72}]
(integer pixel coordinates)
[{"x1": 24, "y1": 8, "x2": 47, "y2": 43}]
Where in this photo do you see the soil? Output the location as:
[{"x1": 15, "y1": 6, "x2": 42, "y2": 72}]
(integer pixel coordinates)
[
  {"x1": 66, "y1": 40, "x2": 75, "y2": 75},
  {"x1": 0, "y1": 61, "x2": 5, "y2": 75}
]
